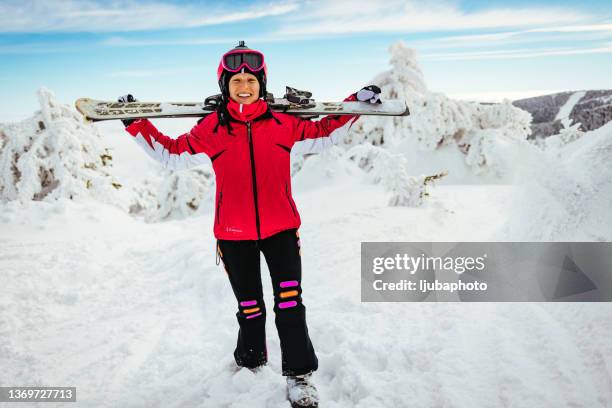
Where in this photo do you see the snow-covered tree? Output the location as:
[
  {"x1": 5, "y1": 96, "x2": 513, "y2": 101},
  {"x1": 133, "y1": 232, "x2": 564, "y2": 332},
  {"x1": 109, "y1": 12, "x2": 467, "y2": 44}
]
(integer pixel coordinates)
[
  {"x1": 343, "y1": 41, "x2": 533, "y2": 179},
  {"x1": 0, "y1": 88, "x2": 124, "y2": 206}
]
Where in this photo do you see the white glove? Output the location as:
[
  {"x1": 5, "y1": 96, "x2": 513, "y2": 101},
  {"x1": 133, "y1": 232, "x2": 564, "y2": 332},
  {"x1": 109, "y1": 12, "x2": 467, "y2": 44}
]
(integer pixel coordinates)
[{"x1": 356, "y1": 85, "x2": 382, "y2": 104}]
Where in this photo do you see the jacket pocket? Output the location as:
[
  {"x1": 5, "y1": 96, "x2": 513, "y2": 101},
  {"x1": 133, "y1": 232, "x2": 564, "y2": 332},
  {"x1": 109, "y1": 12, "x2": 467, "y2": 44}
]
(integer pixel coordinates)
[{"x1": 285, "y1": 183, "x2": 297, "y2": 217}]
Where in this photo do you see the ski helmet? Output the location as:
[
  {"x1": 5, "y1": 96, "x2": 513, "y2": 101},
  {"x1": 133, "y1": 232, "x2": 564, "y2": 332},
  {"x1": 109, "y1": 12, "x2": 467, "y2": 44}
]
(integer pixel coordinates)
[{"x1": 217, "y1": 41, "x2": 267, "y2": 99}]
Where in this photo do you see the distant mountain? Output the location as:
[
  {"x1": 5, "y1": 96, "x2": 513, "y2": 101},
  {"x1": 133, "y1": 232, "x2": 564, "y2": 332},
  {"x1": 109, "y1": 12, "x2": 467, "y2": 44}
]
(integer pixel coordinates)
[{"x1": 512, "y1": 90, "x2": 612, "y2": 138}]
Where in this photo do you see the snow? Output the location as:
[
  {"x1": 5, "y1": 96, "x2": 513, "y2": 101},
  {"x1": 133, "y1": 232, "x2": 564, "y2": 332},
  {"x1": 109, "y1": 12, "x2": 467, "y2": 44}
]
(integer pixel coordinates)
[
  {"x1": 2, "y1": 182, "x2": 611, "y2": 407},
  {"x1": 1, "y1": 41, "x2": 612, "y2": 407},
  {"x1": 503, "y1": 121, "x2": 612, "y2": 241},
  {"x1": 555, "y1": 90, "x2": 586, "y2": 129}
]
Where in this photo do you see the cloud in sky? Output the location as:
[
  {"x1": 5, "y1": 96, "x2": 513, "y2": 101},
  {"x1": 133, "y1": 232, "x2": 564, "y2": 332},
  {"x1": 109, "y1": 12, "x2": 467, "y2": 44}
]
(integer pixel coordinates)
[
  {"x1": 0, "y1": 0, "x2": 609, "y2": 65},
  {"x1": 422, "y1": 44, "x2": 612, "y2": 61},
  {"x1": 99, "y1": 35, "x2": 298, "y2": 48},
  {"x1": 274, "y1": 0, "x2": 592, "y2": 36},
  {"x1": 0, "y1": 0, "x2": 601, "y2": 36},
  {"x1": 410, "y1": 23, "x2": 612, "y2": 50},
  {"x1": 425, "y1": 23, "x2": 612, "y2": 44},
  {"x1": 0, "y1": 0, "x2": 298, "y2": 33},
  {"x1": 96, "y1": 4, "x2": 611, "y2": 51}
]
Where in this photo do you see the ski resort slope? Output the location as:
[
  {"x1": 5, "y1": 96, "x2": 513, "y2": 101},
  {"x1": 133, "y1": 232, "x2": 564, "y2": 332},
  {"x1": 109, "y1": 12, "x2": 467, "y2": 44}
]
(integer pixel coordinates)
[
  {"x1": 2, "y1": 164, "x2": 611, "y2": 407},
  {"x1": 555, "y1": 91, "x2": 587, "y2": 129}
]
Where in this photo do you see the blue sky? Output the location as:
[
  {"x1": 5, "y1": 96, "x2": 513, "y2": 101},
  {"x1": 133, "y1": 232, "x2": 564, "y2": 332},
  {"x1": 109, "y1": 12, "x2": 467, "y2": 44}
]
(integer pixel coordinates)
[{"x1": 1, "y1": 0, "x2": 612, "y2": 121}]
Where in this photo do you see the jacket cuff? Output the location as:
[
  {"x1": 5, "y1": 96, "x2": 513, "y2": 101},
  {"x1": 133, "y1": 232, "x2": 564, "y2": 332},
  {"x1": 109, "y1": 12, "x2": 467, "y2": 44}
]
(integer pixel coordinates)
[
  {"x1": 344, "y1": 93, "x2": 357, "y2": 102},
  {"x1": 125, "y1": 119, "x2": 148, "y2": 136}
]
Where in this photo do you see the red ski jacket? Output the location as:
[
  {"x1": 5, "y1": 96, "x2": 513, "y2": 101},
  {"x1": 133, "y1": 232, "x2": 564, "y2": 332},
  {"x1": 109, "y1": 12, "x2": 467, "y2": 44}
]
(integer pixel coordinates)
[{"x1": 125, "y1": 98, "x2": 359, "y2": 240}]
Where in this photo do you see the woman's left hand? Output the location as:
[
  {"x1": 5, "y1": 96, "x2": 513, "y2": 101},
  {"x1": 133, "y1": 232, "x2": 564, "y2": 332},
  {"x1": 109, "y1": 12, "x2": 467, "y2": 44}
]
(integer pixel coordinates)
[{"x1": 356, "y1": 85, "x2": 382, "y2": 104}]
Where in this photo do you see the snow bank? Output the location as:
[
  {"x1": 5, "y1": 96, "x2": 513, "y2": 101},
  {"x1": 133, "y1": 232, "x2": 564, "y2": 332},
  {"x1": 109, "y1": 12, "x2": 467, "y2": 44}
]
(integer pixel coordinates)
[{"x1": 501, "y1": 121, "x2": 612, "y2": 241}]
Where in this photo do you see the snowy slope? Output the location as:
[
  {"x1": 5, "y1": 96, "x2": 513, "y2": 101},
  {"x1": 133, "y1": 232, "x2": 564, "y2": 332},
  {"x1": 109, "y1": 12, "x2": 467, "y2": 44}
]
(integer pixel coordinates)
[
  {"x1": 2, "y1": 178, "x2": 612, "y2": 407},
  {"x1": 555, "y1": 91, "x2": 586, "y2": 129}
]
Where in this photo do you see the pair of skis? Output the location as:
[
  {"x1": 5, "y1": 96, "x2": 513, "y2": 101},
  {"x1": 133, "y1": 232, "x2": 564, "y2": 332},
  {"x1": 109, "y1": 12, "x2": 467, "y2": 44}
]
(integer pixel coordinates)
[{"x1": 75, "y1": 87, "x2": 410, "y2": 122}]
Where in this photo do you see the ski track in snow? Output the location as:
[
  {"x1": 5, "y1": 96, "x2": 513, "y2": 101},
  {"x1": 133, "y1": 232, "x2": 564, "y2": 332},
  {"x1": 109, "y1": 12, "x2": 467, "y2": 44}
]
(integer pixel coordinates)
[
  {"x1": 2, "y1": 182, "x2": 612, "y2": 407},
  {"x1": 555, "y1": 91, "x2": 587, "y2": 129}
]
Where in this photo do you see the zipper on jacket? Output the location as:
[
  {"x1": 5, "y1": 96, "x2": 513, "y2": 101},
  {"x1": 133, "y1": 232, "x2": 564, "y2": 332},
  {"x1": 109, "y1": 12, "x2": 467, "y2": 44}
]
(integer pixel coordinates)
[
  {"x1": 216, "y1": 191, "x2": 222, "y2": 225},
  {"x1": 285, "y1": 183, "x2": 297, "y2": 217},
  {"x1": 247, "y1": 121, "x2": 262, "y2": 239}
]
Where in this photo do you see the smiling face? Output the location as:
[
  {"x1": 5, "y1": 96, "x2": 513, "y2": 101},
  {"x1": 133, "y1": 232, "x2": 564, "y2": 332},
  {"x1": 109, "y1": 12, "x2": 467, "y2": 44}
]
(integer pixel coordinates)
[{"x1": 228, "y1": 72, "x2": 260, "y2": 104}]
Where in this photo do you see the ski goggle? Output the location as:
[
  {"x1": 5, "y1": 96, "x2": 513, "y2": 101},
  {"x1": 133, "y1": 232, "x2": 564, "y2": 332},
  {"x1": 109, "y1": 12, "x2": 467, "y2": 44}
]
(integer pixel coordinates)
[{"x1": 221, "y1": 50, "x2": 265, "y2": 73}]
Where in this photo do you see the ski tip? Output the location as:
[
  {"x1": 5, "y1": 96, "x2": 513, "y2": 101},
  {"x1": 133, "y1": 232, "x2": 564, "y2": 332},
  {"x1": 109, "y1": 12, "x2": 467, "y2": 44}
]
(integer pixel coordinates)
[
  {"x1": 75, "y1": 98, "x2": 96, "y2": 122},
  {"x1": 391, "y1": 101, "x2": 410, "y2": 116},
  {"x1": 392, "y1": 102, "x2": 410, "y2": 116},
  {"x1": 75, "y1": 100, "x2": 87, "y2": 117}
]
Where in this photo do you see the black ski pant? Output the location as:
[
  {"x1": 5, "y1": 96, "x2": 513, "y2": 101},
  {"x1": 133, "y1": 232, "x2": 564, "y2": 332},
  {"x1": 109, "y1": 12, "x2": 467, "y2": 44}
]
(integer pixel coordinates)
[{"x1": 217, "y1": 228, "x2": 318, "y2": 376}]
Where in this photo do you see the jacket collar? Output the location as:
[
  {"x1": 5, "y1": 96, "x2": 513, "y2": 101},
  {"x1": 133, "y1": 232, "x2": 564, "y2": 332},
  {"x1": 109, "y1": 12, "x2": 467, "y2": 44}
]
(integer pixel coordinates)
[{"x1": 227, "y1": 98, "x2": 268, "y2": 122}]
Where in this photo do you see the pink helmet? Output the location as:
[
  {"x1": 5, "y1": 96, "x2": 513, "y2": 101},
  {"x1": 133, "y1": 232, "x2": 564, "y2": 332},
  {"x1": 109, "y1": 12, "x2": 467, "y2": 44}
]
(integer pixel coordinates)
[{"x1": 217, "y1": 41, "x2": 267, "y2": 98}]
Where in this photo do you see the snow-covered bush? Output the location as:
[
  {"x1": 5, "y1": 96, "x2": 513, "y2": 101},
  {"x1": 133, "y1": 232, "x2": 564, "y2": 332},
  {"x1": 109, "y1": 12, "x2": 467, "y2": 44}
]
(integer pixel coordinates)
[
  {"x1": 346, "y1": 144, "x2": 436, "y2": 207},
  {"x1": 0, "y1": 88, "x2": 124, "y2": 205},
  {"x1": 134, "y1": 168, "x2": 214, "y2": 222}
]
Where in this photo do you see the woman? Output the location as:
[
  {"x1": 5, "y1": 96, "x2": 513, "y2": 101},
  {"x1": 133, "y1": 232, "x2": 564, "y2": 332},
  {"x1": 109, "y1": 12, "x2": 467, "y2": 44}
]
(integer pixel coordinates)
[{"x1": 120, "y1": 41, "x2": 381, "y2": 408}]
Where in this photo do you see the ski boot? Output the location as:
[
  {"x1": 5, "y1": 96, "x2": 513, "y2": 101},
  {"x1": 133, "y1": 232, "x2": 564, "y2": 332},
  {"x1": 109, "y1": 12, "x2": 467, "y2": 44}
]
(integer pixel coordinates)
[{"x1": 286, "y1": 373, "x2": 319, "y2": 408}]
